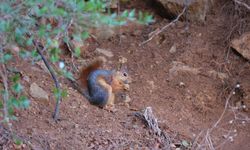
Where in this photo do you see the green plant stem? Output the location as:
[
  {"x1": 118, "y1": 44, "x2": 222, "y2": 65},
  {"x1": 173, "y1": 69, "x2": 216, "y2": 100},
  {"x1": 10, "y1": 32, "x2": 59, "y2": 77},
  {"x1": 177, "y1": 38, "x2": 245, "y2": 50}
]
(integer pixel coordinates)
[{"x1": 33, "y1": 40, "x2": 62, "y2": 121}]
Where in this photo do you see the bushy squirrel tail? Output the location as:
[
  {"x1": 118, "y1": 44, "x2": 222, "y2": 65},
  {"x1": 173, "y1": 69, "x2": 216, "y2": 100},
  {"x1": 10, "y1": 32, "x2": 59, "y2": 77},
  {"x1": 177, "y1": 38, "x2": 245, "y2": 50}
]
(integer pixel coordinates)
[
  {"x1": 79, "y1": 56, "x2": 106, "y2": 87},
  {"x1": 68, "y1": 78, "x2": 91, "y2": 100},
  {"x1": 67, "y1": 56, "x2": 106, "y2": 100}
]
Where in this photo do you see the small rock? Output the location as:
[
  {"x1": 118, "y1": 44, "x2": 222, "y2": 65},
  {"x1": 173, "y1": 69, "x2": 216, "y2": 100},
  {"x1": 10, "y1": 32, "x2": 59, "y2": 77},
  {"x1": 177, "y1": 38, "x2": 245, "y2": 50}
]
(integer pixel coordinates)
[
  {"x1": 229, "y1": 136, "x2": 234, "y2": 142},
  {"x1": 179, "y1": 82, "x2": 185, "y2": 87},
  {"x1": 74, "y1": 124, "x2": 79, "y2": 128},
  {"x1": 169, "y1": 61, "x2": 200, "y2": 79},
  {"x1": 124, "y1": 95, "x2": 131, "y2": 103},
  {"x1": 120, "y1": 35, "x2": 127, "y2": 40},
  {"x1": 154, "y1": 0, "x2": 214, "y2": 22},
  {"x1": 170, "y1": 143, "x2": 176, "y2": 148},
  {"x1": 23, "y1": 75, "x2": 31, "y2": 82},
  {"x1": 208, "y1": 70, "x2": 228, "y2": 81},
  {"x1": 119, "y1": 56, "x2": 127, "y2": 64},
  {"x1": 96, "y1": 48, "x2": 114, "y2": 58},
  {"x1": 169, "y1": 44, "x2": 177, "y2": 53},
  {"x1": 95, "y1": 26, "x2": 115, "y2": 41},
  {"x1": 231, "y1": 32, "x2": 250, "y2": 60},
  {"x1": 30, "y1": 83, "x2": 49, "y2": 100},
  {"x1": 147, "y1": 80, "x2": 156, "y2": 90}
]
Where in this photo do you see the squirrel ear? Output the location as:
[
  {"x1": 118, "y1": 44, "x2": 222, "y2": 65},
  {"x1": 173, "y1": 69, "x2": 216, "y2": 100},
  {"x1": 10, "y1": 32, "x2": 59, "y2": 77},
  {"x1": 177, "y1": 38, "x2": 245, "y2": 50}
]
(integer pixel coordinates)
[{"x1": 119, "y1": 64, "x2": 128, "y2": 74}]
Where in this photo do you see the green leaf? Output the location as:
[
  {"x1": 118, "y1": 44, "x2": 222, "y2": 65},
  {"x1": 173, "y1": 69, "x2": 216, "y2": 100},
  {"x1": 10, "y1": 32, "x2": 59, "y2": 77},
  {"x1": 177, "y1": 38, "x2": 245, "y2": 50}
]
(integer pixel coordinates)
[
  {"x1": 138, "y1": 11, "x2": 154, "y2": 24},
  {"x1": 81, "y1": 31, "x2": 89, "y2": 39},
  {"x1": 38, "y1": 26, "x2": 46, "y2": 37},
  {"x1": 3, "y1": 53, "x2": 12, "y2": 63},
  {"x1": 9, "y1": 115, "x2": 18, "y2": 121},
  {"x1": 0, "y1": 21, "x2": 9, "y2": 32},
  {"x1": 50, "y1": 54, "x2": 59, "y2": 63},
  {"x1": 14, "y1": 138, "x2": 23, "y2": 146},
  {"x1": 12, "y1": 83, "x2": 23, "y2": 94},
  {"x1": 73, "y1": 34, "x2": 81, "y2": 42},
  {"x1": 128, "y1": 9, "x2": 135, "y2": 18},
  {"x1": 51, "y1": 40, "x2": 59, "y2": 48},
  {"x1": 0, "y1": 100, "x2": 3, "y2": 108},
  {"x1": 53, "y1": 8, "x2": 67, "y2": 16},
  {"x1": 19, "y1": 50, "x2": 31, "y2": 59},
  {"x1": 0, "y1": 2, "x2": 12, "y2": 13},
  {"x1": 19, "y1": 96, "x2": 30, "y2": 109},
  {"x1": 74, "y1": 47, "x2": 81, "y2": 57},
  {"x1": 31, "y1": 50, "x2": 41, "y2": 63},
  {"x1": 49, "y1": 48, "x2": 60, "y2": 63},
  {"x1": 63, "y1": 37, "x2": 70, "y2": 43},
  {"x1": 53, "y1": 88, "x2": 61, "y2": 100},
  {"x1": 10, "y1": 97, "x2": 19, "y2": 108},
  {"x1": 36, "y1": 6, "x2": 48, "y2": 16},
  {"x1": 77, "y1": 1, "x2": 85, "y2": 10},
  {"x1": 121, "y1": 10, "x2": 128, "y2": 18},
  {"x1": 85, "y1": 1, "x2": 96, "y2": 11},
  {"x1": 11, "y1": 74, "x2": 20, "y2": 82},
  {"x1": 31, "y1": 50, "x2": 39, "y2": 57},
  {"x1": 8, "y1": 105, "x2": 14, "y2": 116},
  {"x1": 61, "y1": 89, "x2": 68, "y2": 98},
  {"x1": 46, "y1": 24, "x2": 52, "y2": 31},
  {"x1": 26, "y1": 37, "x2": 33, "y2": 46},
  {"x1": 63, "y1": 70, "x2": 74, "y2": 80}
]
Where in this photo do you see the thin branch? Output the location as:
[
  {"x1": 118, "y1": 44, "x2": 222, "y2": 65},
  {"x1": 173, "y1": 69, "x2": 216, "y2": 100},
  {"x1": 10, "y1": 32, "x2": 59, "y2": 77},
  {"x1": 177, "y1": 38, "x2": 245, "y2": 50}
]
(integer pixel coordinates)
[
  {"x1": 0, "y1": 64, "x2": 9, "y2": 123},
  {"x1": 32, "y1": 40, "x2": 62, "y2": 121},
  {"x1": 234, "y1": 0, "x2": 250, "y2": 10},
  {"x1": 0, "y1": 48, "x2": 10, "y2": 127},
  {"x1": 140, "y1": 6, "x2": 187, "y2": 46},
  {"x1": 134, "y1": 107, "x2": 171, "y2": 149},
  {"x1": 193, "y1": 85, "x2": 237, "y2": 150},
  {"x1": 64, "y1": 19, "x2": 79, "y2": 72}
]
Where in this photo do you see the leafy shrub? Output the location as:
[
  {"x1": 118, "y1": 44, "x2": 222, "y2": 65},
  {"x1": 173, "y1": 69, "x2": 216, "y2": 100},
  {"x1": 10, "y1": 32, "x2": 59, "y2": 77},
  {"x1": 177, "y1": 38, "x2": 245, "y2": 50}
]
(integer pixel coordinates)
[{"x1": 0, "y1": 0, "x2": 153, "y2": 122}]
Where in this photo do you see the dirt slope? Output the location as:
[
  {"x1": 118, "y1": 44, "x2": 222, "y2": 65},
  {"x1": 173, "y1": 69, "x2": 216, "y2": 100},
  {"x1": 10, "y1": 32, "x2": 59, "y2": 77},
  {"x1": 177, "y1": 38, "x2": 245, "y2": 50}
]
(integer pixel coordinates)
[{"x1": 2, "y1": 0, "x2": 250, "y2": 150}]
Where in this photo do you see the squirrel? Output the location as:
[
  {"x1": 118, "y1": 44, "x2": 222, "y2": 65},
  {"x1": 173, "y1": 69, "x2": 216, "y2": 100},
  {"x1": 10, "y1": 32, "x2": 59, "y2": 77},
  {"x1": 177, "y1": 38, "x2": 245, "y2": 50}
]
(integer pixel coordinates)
[{"x1": 69, "y1": 57, "x2": 130, "y2": 111}]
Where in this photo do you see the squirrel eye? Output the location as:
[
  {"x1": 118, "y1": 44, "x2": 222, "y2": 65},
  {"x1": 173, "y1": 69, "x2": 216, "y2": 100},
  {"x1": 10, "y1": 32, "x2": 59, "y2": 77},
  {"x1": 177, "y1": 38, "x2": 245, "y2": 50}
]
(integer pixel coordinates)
[{"x1": 123, "y1": 72, "x2": 128, "y2": 77}]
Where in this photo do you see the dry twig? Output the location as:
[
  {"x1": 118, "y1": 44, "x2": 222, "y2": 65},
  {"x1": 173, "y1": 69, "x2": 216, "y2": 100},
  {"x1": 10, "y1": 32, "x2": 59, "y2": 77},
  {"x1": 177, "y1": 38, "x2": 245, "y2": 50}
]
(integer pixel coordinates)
[
  {"x1": 192, "y1": 84, "x2": 239, "y2": 150},
  {"x1": 140, "y1": 6, "x2": 187, "y2": 46},
  {"x1": 234, "y1": 0, "x2": 250, "y2": 10},
  {"x1": 0, "y1": 49, "x2": 11, "y2": 129},
  {"x1": 31, "y1": 39, "x2": 62, "y2": 121},
  {"x1": 64, "y1": 19, "x2": 79, "y2": 72},
  {"x1": 135, "y1": 107, "x2": 171, "y2": 149}
]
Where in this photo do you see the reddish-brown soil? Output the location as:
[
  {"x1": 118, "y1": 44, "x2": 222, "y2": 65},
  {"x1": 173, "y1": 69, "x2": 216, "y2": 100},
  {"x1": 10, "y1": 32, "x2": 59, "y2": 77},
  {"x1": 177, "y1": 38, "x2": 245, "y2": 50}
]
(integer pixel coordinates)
[{"x1": 1, "y1": 0, "x2": 250, "y2": 150}]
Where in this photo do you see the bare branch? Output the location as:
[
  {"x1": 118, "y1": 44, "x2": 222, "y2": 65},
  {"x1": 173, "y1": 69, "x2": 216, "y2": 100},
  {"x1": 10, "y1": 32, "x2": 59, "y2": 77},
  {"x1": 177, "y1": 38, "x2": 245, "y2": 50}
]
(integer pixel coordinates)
[
  {"x1": 135, "y1": 107, "x2": 171, "y2": 149},
  {"x1": 0, "y1": 64, "x2": 9, "y2": 123},
  {"x1": 32, "y1": 39, "x2": 62, "y2": 121},
  {"x1": 140, "y1": 6, "x2": 187, "y2": 46},
  {"x1": 192, "y1": 84, "x2": 239, "y2": 150},
  {"x1": 234, "y1": 0, "x2": 250, "y2": 10},
  {"x1": 0, "y1": 48, "x2": 10, "y2": 127}
]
